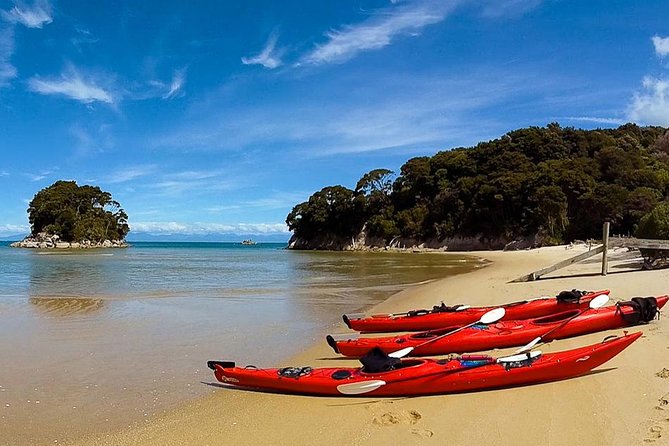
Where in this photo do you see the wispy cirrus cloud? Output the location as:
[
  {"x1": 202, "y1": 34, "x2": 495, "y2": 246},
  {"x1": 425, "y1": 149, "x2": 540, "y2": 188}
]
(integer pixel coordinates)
[
  {"x1": 0, "y1": 25, "x2": 16, "y2": 86},
  {"x1": 560, "y1": 116, "x2": 626, "y2": 125},
  {"x1": 2, "y1": 0, "x2": 52, "y2": 28},
  {"x1": 129, "y1": 221, "x2": 289, "y2": 235},
  {"x1": 153, "y1": 69, "x2": 538, "y2": 156},
  {"x1": 479, "y1": 0, "x2": 543, "y2": 18},
  {"x1": 299, "y1": 0, "x2": 461, "y2": 65},
  {"x1": 162, "y1": 67, "x2": 187, "y2": 99},
  {"x1": 242, "y1": 32, "x2": 283, "y2": 69},
  {"x1": 652, "y1": 35, "x2": 669, "y2": 57},
  {"x1": 27, "y1": 65, "x2": 114, "y2": 104},
  {"x1": 24, "y1": 167, "x2": 58, "y2": 182},
  {"x1": 103, "y1": 165, "x2": 157, "y2": 184},
  {"x1": 1, "y1": 1, "x2": 52, "y2": 87}
]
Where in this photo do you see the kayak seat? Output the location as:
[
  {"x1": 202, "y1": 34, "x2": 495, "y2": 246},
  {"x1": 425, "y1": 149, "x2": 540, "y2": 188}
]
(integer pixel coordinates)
[
  {"x1": 331, "y1": 370, "x2": 352, "y2": 380},
  {"x1": 616, "y1": 297, "x2": 659, "y2": 324},
  {"x1": 556, "y1": 289, "x2": 588, "y2": 303},
  {"x1": 360, "y1": 347, "x2": 401, "y2": 373},
  {"x1": 533, "y1": 310, "x2": 581, "y2": 325}
]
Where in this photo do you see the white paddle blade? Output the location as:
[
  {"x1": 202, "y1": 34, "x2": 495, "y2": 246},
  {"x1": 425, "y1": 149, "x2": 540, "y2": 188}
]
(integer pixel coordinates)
[
  {"x1": 480, "y1": 307, "x2": 505, "y2": 324},
  {"x1": 455, "y1": 305, "x2": 471, "y2": 312},
  {"x1": 336, "y1": 380, "x2": 386, "y2": 395},
  {"x1": 515, "y1": 336, "x2": 542, "y2": 354},
  {"x1": 497, "y1": 350, "x2": 542, "y2": 363},
  {"x1": 589, "y1": 294, "x2": 610, "y2": 309},
  {"x1": 388, "y1": 347, "x2": 414, "y2": 358}
]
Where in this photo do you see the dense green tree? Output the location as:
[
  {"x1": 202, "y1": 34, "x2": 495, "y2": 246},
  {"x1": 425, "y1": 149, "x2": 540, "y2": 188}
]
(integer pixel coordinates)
[
  {"x1": 636, "y1": 201, "x2": 669, "y2": 239},
  {"x1": 28, "y1": 181, "x2": 129, "y2": 242}
]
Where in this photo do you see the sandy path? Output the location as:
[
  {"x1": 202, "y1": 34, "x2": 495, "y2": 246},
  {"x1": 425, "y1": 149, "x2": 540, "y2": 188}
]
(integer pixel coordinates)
[{"x1": 69, "y1": 246, "x2": 669, "y2": 446}]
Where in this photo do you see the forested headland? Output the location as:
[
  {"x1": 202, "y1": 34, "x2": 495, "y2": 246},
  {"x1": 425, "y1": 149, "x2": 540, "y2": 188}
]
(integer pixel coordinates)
[{"x1": 287, "y1": 123, "x2": 669, "y2": 250}]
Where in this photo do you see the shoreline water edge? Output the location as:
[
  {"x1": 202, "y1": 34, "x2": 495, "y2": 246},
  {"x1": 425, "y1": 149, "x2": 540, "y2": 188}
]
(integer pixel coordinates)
[{"x1": 63, "y1": 244, "x2": 669, "y2": 446}]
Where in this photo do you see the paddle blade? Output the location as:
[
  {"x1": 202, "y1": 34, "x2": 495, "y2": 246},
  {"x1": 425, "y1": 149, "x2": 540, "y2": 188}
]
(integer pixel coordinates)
[
  {"x1": 497, "y1": 350, "x2": 542, "y2": 363},
  {"x1": 336, "y1": 380, "x2": 386, "y2": 395},
  {"x1": 455, "y1": 305, "x2": 471, "y2": 312},
  {"x1": 515, "y1": 336, "x2": 542, "y2": 354},
  {"x1": 480, "y1": 307, "x2": 505, "y2": 324},
  {"x1": 589, "y1": 294, "x2": 610, "y2": 309},
  {"x1": 388, "y1": 347, "x2": 414, "y2": 358}
]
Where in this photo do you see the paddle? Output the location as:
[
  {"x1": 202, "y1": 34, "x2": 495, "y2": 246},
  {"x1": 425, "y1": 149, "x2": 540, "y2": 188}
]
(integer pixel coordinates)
[
  {"x1": 514, "y1": 293, "x2": 610, "y2": 354},
  {"x1": 336, "y1": 350, "x2": 541, "y2": 395},
  {"x1": 387, "y1": 307, "x2": 506, "y2": 359}
]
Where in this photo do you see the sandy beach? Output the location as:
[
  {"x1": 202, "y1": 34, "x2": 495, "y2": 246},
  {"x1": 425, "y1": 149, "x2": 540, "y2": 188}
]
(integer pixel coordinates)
[{"x1": 69, "y1": 245, "x2": 669, "y2": 446}]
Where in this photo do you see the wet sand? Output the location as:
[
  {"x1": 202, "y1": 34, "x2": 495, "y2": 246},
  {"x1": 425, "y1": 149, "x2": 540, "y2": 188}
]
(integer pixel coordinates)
[{"x1": 66, "y1": 246, "x2": 669, "y2": 445}]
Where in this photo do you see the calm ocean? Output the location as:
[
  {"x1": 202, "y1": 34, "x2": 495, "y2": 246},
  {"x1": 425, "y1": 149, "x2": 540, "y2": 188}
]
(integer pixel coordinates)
[{"x1": 0, "y1": 241, "x2": 480, "y2": 443}]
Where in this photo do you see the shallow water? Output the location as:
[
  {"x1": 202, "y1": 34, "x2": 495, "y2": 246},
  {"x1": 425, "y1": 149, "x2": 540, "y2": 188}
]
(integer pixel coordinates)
[{"x1": 0, "y1": 242, "x2": 480, "y2": 444}]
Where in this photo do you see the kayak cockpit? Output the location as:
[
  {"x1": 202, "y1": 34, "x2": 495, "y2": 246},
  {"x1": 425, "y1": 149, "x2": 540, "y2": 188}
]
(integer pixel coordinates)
[{"x1": 360, "y1": 359, "x2": 426, "y2": 375}]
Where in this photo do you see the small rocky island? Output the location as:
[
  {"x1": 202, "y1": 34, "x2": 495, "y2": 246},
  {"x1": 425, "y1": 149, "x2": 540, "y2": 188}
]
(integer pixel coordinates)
[{"x1": 11, "y1": 180, "x2": 130, "y2": 249}]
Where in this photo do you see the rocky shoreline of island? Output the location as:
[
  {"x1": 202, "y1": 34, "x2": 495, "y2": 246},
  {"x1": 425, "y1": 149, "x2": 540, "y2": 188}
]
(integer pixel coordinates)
[{"x1": 10, "y1": 232, "x2": 128, "y2": 249}]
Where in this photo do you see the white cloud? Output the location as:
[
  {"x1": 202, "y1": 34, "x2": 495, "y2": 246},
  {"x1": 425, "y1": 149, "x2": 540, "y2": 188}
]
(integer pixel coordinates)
[
  {"x1": 0, "y1": 223, "x2": 29, "y2": 236},
  {"x1": 0, "y1": 26, "x2": 17, "y2": 86},
  {"x1": 27, "y1": 65, "x2": 114, "y2": 103},
  {"x1": 163, "y1": 67, "x2": 187, "y2": 99},
  {"x1": 300, "y1": 0, "x2": 459, "y2": 65},
  {"x1": 24, "y1": 168, "x2": 57, "y2": 181},
  {"x1": 560, "y1": 116, "x2": 626, "y2": 125},
  {"x1": 627, "y1": 77, "x2": 669, "y2": 126},
  {"x1": 480, "y1": 0, "x2": 543, "y2": 18},
  {"x1": 153, "y1": 69, "x2": 535, "y2": 155},
  {"x1": 652, "y1": 35, "x2": 669, "y2": 57},
  {"x1": 2, "y1": 1, "x2": 52, "y2": 29},
  {"x1": 129, "y1": 221, "x2": 289, "y2": 235},
  {"x1": 103, "y1": 165, "x2": 156, "y2": 184},
  {"x1": 241, "y1": 32, "x2": 283, "y2": 69},
  {"x1": 0, "y1": 170, "x2": 9, "y2": 176}
]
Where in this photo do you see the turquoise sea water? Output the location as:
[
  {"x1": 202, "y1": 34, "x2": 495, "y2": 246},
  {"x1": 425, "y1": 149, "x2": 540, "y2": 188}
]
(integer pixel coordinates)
[{"x1": 0, "y1": 241, "x2": 480, "y2": 444}]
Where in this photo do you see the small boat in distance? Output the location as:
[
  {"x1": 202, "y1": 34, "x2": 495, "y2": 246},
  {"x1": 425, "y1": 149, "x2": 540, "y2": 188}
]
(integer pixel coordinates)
[{"x1": 241, "y1": 239, "x2": 257, "y2": 245}]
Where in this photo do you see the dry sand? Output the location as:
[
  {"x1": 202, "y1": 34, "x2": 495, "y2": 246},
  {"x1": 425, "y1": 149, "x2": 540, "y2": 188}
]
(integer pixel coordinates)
[{"x1": 70, "y1": 246, "x2": 669, "y2": 446}]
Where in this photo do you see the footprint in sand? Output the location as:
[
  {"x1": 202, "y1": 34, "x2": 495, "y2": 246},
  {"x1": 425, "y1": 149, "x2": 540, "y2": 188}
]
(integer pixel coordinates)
[
  {"x1": 655, "y1": 368, "x2": 669, "y2": 379},
  {"x1": 372, "y1": 409, "x2": 423, "y2": 426},
  {"x1": 411, "y1": 428, "x2": 434, "y2": 438},
  {"x1": 644, "y1": 426, "x2": 662, "y2": 443}
]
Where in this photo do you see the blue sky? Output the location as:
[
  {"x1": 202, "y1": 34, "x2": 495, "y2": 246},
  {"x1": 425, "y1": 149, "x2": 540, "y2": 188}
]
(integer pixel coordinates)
[{"x1": 1, "y1": 0, "x2": 668, "y2": 241}]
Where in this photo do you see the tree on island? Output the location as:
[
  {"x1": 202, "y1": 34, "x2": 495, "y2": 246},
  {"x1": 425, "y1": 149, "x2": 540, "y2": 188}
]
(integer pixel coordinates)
[{"x1": 27, "y1": 180, "x2": 129, "y2": 243}]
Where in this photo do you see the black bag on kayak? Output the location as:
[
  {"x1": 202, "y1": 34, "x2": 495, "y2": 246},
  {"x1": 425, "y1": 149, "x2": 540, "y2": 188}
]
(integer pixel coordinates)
[
  {"x1": 360, "y1": 347, "x2": 401, "y2": 373},
  {"x1": 556, "y1": 289, "x2": 587, "y2": 303},
  {"x1": 615, "y1": 297, "x2": 659, "y2": 324}
]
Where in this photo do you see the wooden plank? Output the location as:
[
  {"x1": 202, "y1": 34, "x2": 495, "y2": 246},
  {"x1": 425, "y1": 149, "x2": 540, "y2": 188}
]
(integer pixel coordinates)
[
  {"x1": 511, "y1": 245, "x2": 605, "y2": 282},
  {"x1": 609, "y1": 237, "x2": 669, "y2": 249},
  {"x1": 602, "y1": 222, "x2": 610, "y2": 276}
]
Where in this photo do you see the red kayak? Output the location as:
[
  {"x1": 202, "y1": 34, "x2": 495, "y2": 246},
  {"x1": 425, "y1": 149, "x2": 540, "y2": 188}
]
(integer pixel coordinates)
[
  {"x1": 344, "y1": 289, "x2": 610, "y2": 333},
  {"x1": 208, "y1": 332, "x2": 642, "y2": 396},
  {"x1": 329, "y1": 296, "x2": 666, "y2": 357}
]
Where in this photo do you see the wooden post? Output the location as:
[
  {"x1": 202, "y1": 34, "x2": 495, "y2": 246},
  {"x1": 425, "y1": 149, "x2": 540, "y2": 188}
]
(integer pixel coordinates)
[{"x1": 601, "y1": 221, "x2": 610, "y2": 276}]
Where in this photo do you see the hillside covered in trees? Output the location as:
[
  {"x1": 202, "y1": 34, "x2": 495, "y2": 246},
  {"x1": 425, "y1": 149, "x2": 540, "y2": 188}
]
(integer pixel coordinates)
[{"x1": 287, "y1": 123, "x2": 669, "y2": 250}]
